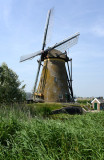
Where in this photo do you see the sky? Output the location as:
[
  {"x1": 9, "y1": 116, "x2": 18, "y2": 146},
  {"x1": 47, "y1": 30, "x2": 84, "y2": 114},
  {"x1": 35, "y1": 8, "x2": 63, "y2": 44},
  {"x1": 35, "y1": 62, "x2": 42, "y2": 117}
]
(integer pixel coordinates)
[{"x1": 0, "y1": 0, "x2": 104, "y2": 98}]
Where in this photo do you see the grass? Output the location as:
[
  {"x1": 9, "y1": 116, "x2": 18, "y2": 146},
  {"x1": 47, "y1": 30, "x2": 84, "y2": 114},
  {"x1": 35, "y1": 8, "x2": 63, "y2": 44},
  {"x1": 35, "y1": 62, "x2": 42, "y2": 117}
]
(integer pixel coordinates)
[
  {"x1": 0, "y1": 104, "x2": 104, "y2": 160},
  {"x1": 77, "y1": 100, "x2": 91, "y2": 105}
]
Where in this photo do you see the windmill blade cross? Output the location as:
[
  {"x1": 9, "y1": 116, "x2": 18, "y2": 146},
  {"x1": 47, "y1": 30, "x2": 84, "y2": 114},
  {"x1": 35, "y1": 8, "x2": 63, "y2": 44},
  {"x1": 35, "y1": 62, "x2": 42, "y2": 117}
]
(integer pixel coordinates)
[{"x1": 19, "y1": 7, "x2": 80, "y2": 99}]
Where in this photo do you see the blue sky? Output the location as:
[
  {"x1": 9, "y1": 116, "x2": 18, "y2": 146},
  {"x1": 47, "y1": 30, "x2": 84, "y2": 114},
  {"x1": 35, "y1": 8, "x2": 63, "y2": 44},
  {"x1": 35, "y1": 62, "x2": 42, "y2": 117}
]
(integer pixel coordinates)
[{"x1": 0, "y1": 0, "x2": 104, "y2": 97}]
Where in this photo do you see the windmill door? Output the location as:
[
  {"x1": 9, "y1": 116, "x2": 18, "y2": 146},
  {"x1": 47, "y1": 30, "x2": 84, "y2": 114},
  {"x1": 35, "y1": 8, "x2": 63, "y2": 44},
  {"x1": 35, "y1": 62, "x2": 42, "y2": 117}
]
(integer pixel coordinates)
[{"x1": 94, "y1": 103, "x2": 97, "y2": 110}]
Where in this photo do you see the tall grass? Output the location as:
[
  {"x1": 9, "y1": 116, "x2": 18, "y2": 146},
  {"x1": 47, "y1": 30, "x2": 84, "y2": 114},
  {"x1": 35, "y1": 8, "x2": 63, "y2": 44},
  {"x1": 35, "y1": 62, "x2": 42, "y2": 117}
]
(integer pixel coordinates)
[{"x1": 0, "y1": 104, "x2": 104, "y2": 160}]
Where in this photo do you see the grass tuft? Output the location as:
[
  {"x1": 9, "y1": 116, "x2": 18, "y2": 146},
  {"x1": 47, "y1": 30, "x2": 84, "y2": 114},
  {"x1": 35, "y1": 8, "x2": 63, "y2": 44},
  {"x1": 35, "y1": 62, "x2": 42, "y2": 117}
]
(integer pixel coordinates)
[{"x1": 0, "y1": 104, "x2": 104, "y2": 159}]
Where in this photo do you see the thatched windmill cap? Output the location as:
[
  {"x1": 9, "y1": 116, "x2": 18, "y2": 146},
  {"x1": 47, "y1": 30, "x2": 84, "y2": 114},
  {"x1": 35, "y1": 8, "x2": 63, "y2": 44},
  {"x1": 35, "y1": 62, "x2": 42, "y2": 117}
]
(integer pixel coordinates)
[{"x1": 46, "y1": 49, "x2": 67, "y2": 61}]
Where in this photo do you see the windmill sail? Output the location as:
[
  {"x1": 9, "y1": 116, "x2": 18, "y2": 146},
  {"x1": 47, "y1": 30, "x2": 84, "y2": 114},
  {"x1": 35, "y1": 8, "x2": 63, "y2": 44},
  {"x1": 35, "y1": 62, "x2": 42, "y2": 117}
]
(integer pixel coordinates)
[
  {"x1": 45, "y1": 8, "x2": 54, "y2": 46},
  {"x1": 20, "y1": 50, "x2": 43, "y2": 62},
  {"x1": 42, "y1": 9, "x2": 53, "y2": 50},
  {"x1": 55, "y1": 33, "x2": 79, "y2": 52},
  {"x1": 46, "y1": 32, "x2": 80, "y2": 53},
  {"x1": 34, "y1": 9, "x2": 53, "y2": 92}
]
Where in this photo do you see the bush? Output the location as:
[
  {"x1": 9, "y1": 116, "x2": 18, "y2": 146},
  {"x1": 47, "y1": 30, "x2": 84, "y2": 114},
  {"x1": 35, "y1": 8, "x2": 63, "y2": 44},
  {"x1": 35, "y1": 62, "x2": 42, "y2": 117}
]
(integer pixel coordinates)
[{"x1": 0, "y1": 63, "x2": 26, "y2": 104}]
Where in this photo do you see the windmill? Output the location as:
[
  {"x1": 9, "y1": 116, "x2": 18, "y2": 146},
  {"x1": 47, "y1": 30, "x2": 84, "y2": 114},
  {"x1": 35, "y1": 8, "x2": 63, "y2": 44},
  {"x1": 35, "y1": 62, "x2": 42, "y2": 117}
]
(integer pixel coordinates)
[{"x1": 20, "y1": 9, "x2": 80, "y2": 102}]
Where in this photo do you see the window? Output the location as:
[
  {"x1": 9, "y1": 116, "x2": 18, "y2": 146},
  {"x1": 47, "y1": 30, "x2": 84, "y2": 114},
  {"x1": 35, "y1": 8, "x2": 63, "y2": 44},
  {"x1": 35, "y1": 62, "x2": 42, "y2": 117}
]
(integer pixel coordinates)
[
  {"x1": 59, "y1": 93, "x2": 63, "y2": 99},
  {"x1": 54, "y1": 77, "x2": 57, "y2": 82}
]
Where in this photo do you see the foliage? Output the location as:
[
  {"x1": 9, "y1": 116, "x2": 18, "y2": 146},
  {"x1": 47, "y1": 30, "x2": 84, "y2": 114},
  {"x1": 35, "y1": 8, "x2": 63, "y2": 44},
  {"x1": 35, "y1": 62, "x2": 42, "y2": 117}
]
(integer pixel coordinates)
[
  {"x1": 0, "y1": 63, "x2": 26, "y2": 104},
  {"x1": 77, "y1": 99, "x2": 91, "y2": 105},
  {"x1": 0, "y1": 104, "x2": 104, "y2": 160}
]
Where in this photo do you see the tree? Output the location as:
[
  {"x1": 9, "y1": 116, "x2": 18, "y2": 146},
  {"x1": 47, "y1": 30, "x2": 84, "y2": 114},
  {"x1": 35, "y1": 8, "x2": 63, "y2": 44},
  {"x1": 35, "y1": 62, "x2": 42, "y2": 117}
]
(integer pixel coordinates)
[{"x1": 0, "y1": 63, "x2": 26, "y2": 104}]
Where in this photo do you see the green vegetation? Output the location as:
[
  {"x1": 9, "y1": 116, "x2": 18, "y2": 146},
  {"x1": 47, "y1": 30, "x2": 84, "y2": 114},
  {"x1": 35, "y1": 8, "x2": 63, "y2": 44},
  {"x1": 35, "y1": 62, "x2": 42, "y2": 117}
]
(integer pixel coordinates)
[
  {"x1": 77, "y1": 99, "x2": 91, "y2": 105},
  {"x1": 0, "y1": 63, "x2": 26, "y2": 104},
  {"x1": 77, "y1": 99, "x2": 92, "y2": 110},
  {"x1": 0, "y1": 63, "x2": 102, "y2": 159},
  {"x1": 0, "y1": 104, "x2": 104, "y2": 160}
]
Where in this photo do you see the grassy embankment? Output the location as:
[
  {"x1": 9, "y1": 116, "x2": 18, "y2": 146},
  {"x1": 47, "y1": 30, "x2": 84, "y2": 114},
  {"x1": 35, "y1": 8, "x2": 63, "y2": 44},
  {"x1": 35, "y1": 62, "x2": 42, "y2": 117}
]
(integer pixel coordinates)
[{"x1": 0, "y1": 103, "x2": 104, "y2": 160}]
